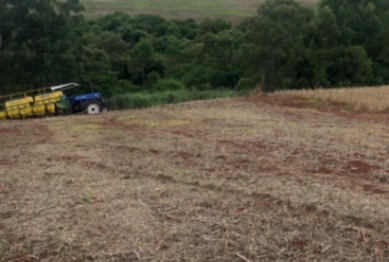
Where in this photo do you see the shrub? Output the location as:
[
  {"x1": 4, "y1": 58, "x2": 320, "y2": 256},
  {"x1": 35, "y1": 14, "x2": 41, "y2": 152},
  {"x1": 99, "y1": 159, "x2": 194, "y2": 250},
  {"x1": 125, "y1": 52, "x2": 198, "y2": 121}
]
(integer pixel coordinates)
[
  {"x1": 117, "y1": 80, "x2": 142, "y2": 93},
  {"x1": 154, "y1": 79, "x2": 185, "y2": 91},
  {"x1": 106, "y1": 88, "x2": 249, "y2": 111}
]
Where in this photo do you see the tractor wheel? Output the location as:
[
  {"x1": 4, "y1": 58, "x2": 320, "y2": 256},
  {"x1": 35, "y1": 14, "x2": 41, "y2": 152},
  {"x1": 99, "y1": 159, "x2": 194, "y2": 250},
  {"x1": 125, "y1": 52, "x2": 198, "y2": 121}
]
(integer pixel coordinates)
[{"x1": 83, "y1": 100, "x2": 102, "y2": 115}]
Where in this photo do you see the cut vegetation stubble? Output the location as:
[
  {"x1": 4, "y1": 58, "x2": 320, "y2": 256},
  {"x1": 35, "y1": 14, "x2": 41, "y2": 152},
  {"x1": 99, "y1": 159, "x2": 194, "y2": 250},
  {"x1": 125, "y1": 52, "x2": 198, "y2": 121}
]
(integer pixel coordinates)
[
  {"x1": 273, "y1": 85, "x2": 389, "y2": 114},
  {"x1": 1, "y1": 94, "x2": 389, "y2": 261}
]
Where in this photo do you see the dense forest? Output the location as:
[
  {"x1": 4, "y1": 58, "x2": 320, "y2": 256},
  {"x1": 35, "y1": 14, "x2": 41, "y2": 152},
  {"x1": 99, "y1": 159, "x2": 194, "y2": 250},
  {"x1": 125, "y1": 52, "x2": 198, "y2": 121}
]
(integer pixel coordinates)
[{"x1": 0, "y1": 0, "x2": 389, "y2": 106}]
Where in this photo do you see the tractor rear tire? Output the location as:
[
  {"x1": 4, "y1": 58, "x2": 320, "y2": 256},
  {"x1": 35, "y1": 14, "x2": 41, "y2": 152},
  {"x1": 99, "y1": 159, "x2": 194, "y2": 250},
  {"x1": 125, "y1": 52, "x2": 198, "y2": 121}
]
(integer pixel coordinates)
[{"x1": 83, "y1": 100, "x2": 102, "y2": 115}]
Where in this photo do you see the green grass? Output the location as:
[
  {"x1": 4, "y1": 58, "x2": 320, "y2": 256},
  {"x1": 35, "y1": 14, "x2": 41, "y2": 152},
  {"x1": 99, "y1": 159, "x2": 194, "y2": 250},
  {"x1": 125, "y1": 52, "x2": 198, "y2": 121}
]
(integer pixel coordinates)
[
  {"x1": 82, "y1": 0, "x2": 255, "y2": 18},
  {"x1": 80, "y1": 0, "x2": 318, "y2": 21},
  {"x1": 106, "y1": 88, "x2": 249, "y2": 110}
]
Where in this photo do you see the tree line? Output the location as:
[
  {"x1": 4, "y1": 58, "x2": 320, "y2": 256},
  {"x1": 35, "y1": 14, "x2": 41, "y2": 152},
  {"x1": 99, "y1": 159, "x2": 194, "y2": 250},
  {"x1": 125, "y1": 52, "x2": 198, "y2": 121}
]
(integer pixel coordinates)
[{"x1": 0, "y1": 0, "x2": 388, "y2": 98}]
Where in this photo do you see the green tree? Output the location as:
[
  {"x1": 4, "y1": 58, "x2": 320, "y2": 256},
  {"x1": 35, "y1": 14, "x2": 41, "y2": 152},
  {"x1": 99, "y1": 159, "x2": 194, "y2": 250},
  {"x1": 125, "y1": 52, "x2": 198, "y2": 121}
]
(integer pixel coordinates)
[
  {"x1": 77, "y1": 46, "x2": 118, "y2": 97},
  {"x1": 318, "y1": 0, "x2": 389, "y2": 84},
  {"x1": 0, "y1": 0, "x2": 86, "y2": 90},
  {"x1": 127, "y1": 37, "x2": 159, "y2": 89},
  {"x1": 242, "y1": 0, "x2": 316, "y2": 91},
  {"x1": 326, "y1": 46, "x2": 372, "y2": 86}
]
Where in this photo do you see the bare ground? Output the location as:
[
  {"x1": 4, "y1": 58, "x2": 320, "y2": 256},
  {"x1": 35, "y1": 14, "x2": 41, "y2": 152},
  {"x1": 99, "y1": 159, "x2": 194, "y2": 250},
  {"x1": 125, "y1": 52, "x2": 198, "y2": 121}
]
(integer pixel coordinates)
[{"x1": 1, "y1": 97, "x2": 389, "y2": 261}]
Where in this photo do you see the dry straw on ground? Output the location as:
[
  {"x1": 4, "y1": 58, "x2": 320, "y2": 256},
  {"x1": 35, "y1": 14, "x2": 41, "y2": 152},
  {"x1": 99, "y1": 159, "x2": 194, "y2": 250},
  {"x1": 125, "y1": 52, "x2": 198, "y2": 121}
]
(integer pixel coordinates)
[
  {"x1": 275, "y1": 85, "x2": 389, "y2": 113},
  {"x1": 1, "y1": 96, "x2": 389, "y2": 261}
]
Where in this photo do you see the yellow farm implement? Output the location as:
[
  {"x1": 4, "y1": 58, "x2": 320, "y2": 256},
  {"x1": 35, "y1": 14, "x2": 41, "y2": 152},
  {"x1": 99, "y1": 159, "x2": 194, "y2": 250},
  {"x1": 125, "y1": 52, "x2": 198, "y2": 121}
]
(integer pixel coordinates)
[{"x1": 0, "y1": 83, "x2": 107, "y2": 121}]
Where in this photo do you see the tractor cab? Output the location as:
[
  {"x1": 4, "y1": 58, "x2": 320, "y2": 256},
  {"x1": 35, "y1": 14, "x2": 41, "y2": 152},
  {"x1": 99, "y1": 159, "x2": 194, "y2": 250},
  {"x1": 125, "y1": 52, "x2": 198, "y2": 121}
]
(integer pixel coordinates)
[{"x1": 50, "y1": 83, "x2": 107, "y2": 115}]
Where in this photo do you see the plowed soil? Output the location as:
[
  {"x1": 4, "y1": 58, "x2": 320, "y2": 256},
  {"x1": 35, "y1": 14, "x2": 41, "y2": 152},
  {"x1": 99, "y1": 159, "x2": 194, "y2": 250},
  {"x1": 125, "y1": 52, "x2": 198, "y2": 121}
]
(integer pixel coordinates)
[{"x1": 1, "y1": 97, "x2": 388, "y2": 261}]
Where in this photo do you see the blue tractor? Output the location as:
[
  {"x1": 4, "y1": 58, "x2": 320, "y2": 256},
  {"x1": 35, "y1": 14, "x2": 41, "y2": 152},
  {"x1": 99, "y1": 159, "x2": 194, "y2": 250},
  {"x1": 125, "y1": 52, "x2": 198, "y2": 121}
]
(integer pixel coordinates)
[
  {"x1": 0, "y1": 83, "x2": 108, "y2": 121},
  {"x1": 52, "y1": 83, "x2": 108, "y2": 115}
]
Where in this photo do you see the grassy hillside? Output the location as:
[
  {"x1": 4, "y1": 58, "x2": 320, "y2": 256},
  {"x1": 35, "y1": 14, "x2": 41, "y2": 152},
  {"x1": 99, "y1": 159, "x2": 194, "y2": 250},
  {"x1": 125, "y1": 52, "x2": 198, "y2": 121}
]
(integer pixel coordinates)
[{"x1": 81, "y1": 0, "x2": 318, "y2": 21}]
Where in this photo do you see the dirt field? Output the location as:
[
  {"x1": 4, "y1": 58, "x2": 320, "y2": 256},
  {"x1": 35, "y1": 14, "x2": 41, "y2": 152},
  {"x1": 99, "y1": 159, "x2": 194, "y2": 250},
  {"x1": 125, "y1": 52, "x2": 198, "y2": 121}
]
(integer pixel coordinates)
[{"x1": 1, "y1": 96, "x2": 389, "y2": 261}]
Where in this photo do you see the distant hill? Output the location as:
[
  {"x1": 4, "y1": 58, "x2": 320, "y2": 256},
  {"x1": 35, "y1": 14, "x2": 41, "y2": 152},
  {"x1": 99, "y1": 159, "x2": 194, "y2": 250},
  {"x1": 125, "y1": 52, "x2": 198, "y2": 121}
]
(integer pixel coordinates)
[{"x1": 80, "y1": 0, "x2": 318, "y2": 22}]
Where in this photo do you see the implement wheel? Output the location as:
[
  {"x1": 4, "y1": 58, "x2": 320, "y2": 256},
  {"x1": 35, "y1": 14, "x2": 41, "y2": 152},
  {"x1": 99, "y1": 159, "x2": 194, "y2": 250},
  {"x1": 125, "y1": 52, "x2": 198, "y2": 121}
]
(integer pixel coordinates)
[{"x1": 83, "y1": 100, "x2": 102, "y2": 115}]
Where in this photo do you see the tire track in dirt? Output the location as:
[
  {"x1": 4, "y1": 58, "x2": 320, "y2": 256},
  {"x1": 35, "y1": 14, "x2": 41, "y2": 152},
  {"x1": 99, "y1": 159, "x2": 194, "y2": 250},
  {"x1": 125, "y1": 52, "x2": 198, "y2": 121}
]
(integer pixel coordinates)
[
  {"x1": 213, "y1": 139, "x2": 389, "y2": 193},
  {"x1": 85, "y1": 132, "x2": 389, "y2": 244},
  {"x1": 95, "y1": 134, "x2": 389, "y2": 198}
]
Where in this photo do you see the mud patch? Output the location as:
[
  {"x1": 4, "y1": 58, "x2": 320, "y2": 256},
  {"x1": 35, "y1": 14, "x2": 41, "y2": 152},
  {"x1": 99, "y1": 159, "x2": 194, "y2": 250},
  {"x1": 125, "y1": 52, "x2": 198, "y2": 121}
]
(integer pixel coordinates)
[
  {"x1": 169, "y1": 130, "x2": 195, "y2": 138},
  {"x1": 0, "y1": 211, "x2": 15, "y2": 219},
  {"x1": 0, "y1": 126, "x2": 20, "y2": 134},
  {"x1": 218, "y1": 139, "x2": 277, "y2": 154},
  {"x1": 149, "y1": 149, "x2": 160, "y2": 155},
  {"x1": 103, "y1": 116, "x2": 141, "y2": 131},
  {"x1": 0, "y1": 158, "x2": 13, "y2": 166},
  {"x1": 173, "y1": 151, "x2": 202, "y2": 167},
  {"x1": 85, "y1": 161, "x2": 111, "y2": 171},
  {"x1": 362, "y1": 184, "x2": 387, "y2": 194},
  {"x1": 115, "y1": 146, "x2": 143, "y2": 154},
  {"x1": 345, "y1": 160, "x2": 379, "y2": 174},
  {"x1": 316, "y1": 166, "x2": 332, "y2": 174}
]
